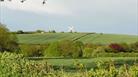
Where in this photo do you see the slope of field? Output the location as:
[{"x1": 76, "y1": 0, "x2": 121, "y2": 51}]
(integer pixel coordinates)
[{"x1": 17, "y1": 33, "x2": 138, "y2": 44}]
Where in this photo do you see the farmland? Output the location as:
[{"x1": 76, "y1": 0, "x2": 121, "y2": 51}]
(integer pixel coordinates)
[{"x1": 17, "y1": 33, "x2": 138, "y2": 44}]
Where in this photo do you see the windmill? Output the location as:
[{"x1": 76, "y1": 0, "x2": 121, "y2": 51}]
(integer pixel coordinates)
[{"x1": 68, "y1": 25, "x2": 75, "y2": 32}]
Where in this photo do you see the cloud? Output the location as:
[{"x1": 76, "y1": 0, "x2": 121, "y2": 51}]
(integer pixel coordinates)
[
  {"x1": 1, "y1": 0, "x2": 136, "y2": 17},
  {"x1": 0, "y1": 0, "x2": 137, "y2": 34},
  {"x1": 0, "y1": 0, "x2": 74, "y2": 15}
]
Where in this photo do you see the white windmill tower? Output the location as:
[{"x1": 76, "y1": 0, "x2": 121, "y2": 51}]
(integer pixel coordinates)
[{"x1": 68, "y1": 25, "x2": 75, "y2": 32}]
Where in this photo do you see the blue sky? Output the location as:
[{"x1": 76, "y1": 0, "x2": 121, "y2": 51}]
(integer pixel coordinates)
[{"x1": 0, "y1": 0, "x2": 138, "y2": 35}]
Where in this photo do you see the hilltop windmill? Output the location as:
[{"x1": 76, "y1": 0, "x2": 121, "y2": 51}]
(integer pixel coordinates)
[{"x1": 68, "y1": 25, "x2": 75, "y2": 33}]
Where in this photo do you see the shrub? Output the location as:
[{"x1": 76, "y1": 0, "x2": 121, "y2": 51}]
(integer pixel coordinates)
[
  {"x1": 83, "y1": 48, "x2": 94, "y2": 57},
  {"x1": 68, "y1": 41, "x2": 84, "y2": 58},
  {"x1": 120, "y1": 43, "x2": 132, "y2": 52},
  {"x1": 45, "y1": 40, "x2": 84, "y2": 58},
  {"x1": 92, "y1": 46, "x2": 106, "y2": 57},
  {"x1": 45, "y1": 42, "x2": 61, "y2": 57},
  {"x1": 131, "y1": 42, "x2": 138, "y2": 52},
  {"x1": 108, "y1": 43, "x2": 125, "y2": 53},
  {"x1": 0, "y1": 23, "x2": 19, "y2": 52},
  {"x1": 83, "y1": 46, "x2": 105, "y2": 57},
  {"x1": 58, "y1": 40, "x2": 83, "y2": 58},
  {"x1": 20, "y1": 44, "x2": 44, "y2": 57}
]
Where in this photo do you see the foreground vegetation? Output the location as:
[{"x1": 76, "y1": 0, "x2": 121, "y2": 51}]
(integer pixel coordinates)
[{"x1": 0, "y1": 52, "x2": 138, "y2": 77}]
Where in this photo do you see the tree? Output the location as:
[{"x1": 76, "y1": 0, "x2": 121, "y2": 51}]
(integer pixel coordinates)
[
  {"x1": 20, "y1": 44, "x2": 44, "y2": 57},
  {"x1": 17, "y1": 30, "x2": 24, "y2": 34},
  {"x1": 36, "y1": 30, "x2": 45, "y2": 33},
  {"x1": 49, "y1": 30, "x2": 56, "y2": 33},
  {"x1": 58, "y1": 40, "x2": 83, "y2": 58},
  {"x1": 45, "y1": 40, "x2": 84, "y2": 58},
  {"x1": 0, "y1": 23, "x2": 19, "y2": 52},
  {"x1": 45, "y1": 42, "x2": 61, "y2": 57}
]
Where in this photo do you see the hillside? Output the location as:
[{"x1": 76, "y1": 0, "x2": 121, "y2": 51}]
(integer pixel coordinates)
[{"x1": 17, "y1": 33, "x2": 138, "y2": 44}]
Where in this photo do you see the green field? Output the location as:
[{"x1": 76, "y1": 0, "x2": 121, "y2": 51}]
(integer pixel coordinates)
[
  {"x1": 17, "y1": 33, "x2": 138, "y2": 44},
  {"x1": 32, "y1": 57, "x2": 138, "y2": 71}
]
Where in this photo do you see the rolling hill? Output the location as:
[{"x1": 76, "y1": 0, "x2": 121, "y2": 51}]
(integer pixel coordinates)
[{"x1": 17, "y1": 33, "x2": 138, "y2": 44}]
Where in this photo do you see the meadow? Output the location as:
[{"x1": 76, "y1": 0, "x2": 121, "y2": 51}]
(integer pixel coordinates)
[{"x1": 17, "y1": 33, "x2": 138, "y2": 44}]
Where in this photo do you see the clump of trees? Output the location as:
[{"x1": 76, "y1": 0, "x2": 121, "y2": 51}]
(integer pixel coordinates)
[
  {"x1": 49, "y1": 30, "x2": 56, "y2": 33},
  {"x1": 17, "y1": 30, "x2": 24, "y2": 34},
  {"x1": 0, "y1": 23, "x2": 19, "y2": 52},
  {"x1": 45, "y1": 40, "x2": 83, "y2": 58},
  {"x1": 20, "y1": 44, "x2": 47, "y2": 57}
]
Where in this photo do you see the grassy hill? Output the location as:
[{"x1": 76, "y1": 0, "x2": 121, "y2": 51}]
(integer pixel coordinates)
[{"x1": 17, "y1": 33, "x2": 138, "y2": 44}]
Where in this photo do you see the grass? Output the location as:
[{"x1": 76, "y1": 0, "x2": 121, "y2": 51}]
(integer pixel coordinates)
[
  {"x1": 31, "y1": 57, "x2": 138, "y2": 71},
  {"x1": 17, "y1": 33, "x2": 138, "y2": 44}
]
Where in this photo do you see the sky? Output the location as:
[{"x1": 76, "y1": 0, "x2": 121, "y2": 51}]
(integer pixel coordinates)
[{"x1": 0, "y1": 0, "x2": 138, "y2": 35}]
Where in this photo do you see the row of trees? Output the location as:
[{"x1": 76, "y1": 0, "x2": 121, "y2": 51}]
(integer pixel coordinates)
[
  {"x1": 19, "y1": 41, "x2": 138, "y2": 58},
  {"x1": 16, "y1": 30, "x2": 56, "y2": 34}
]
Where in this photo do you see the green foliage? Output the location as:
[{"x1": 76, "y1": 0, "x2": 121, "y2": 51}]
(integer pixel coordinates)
[
  {"x1": 36, "y1": 29, "x2": 45, "y2": 33},
  {"x1": 0, "y1": 52, "x2": 138, "y2": 77},
  {"x1": 131, "y1": 41, "x2": 138, "y2": 52},
  {"x1": 0, "y1": 23, "x2": 19, "y2": 52},
  {"x1": 45, "y1": 42, "x2": 61, "y2": 57},
  {"x1": 83, "y1": 46, "x2": 105, "y2": 57},
  {"x1": 49, "y1": 30, "x2": 56, "y2": 33},
  {"x1": 0, "y1": 52, "x2": 53, "y2": 77},
  {"x1": 20, "y1": 44, "x2": 44, "y2": 57},
  {"x1": 83, "y1": 48, "x2": 94, "y2": 57},
  {"x1": 45, "y1": 40, "x2": 83, "y2": 58},
  {"x1": 17, "y1": 30, "x2": 24, "y2": 34},
  {"x1": 106, "y1": 43, "x2": 134, "y2": 53},
  {"x1": 59, "y1": 40, "x2": 83, "y2": 58}
]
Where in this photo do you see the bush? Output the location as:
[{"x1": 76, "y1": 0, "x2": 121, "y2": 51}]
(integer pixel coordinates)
[
  {"x1": 83, "y1": 46, "x2": 105, "y2": 57},
  {"x1": 0, "y1": 23, "x2": 19, "y2": 52},
  {"x1": 20, "y1": 44, "x2": 44, "y2": 57},
  {"x1": 131, "y1": 42, "x2": 138, "y2": 52},
  {"x1": 59, "y1": 40, "x2": 83, "y2": 58},
  {"x1": 92, "y1": 46, "x2": 106, "y2": 57},
  {"x1": 83, "y1": 48, "x2": 94, "y2": 57},
  {"x1": 108, "y1": 43, "x2": 125, "y2": 53},
  {"x1": 45, "y1": 42, "x2": 61, "y2": 57},
  {"x1": 45, "y1": 40, "x2": 84, "y2": 58},
  {"x1": 120, "y1": 43, "x2": 132, "y2": 52}
]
